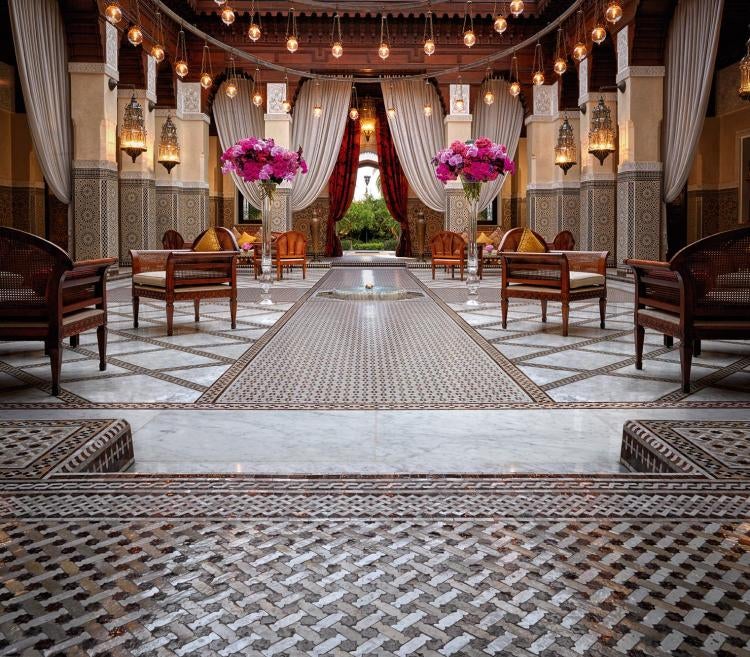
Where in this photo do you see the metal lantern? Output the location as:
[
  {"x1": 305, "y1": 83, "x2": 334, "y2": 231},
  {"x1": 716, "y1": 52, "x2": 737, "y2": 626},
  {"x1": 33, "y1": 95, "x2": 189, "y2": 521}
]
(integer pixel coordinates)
[
  {"x1": 157, "y1": 115, "x2": 180, "y2": 173},
  {"x1": 360, "y1": 100, "x2": 376, "y2": 142},
  {"x1": 739, "y1": 39, "x2": 750, "y2": 101},
  {"x1": 423, "y1": 8, "x2": 435, "y2": 55},
  {"x1": 532, "y1": 42, "x2": 545, "y2": 86},
  {"x1": 462, "y1": 1, "x2": 476, "y2": 48},
  {"x1": 331, "y1": 12, "x2": 343, "y2": 58},
  {"x1": 588, "y1": 97, "x2": 616, "y2": 165},
  {"x1": 509, "y1": 0, "x2": 524, "y2": 17},
  {"x1": 554, "y1": 117, "x2": 577, "y2": 174},
  {"x1": 104, "y1": 2, "x2": 122, "y2": 24},
  {"x1": 378, "y1": 14, "x2": 390, "y2": 60},
  {"x1": 120, "y1": 95, "x2": 147, "y2": 163},
  {"x1": 248, "y1": 0, "x2": 262, "y2": 41},
  {"x1": 286, "y1": 6, "x2": 299, "y2": 53}
]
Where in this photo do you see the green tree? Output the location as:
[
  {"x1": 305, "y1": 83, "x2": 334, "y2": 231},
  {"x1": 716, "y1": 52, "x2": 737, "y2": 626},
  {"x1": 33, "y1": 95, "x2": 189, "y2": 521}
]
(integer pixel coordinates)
[{"x1": 339, "y1": 195, "x2": 399, "y2": 250}]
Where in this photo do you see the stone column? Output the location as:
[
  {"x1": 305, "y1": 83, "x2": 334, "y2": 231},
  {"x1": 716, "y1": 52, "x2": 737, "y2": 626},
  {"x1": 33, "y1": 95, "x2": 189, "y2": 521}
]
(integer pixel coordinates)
[
  {"x1": 525, "y1": 84, "x2": 562, "y2": 240},
  {"x1": 615, "y1": 26, "x2": 665, "y2": 264},
  {"x1": 208, "y1": 136, "x2": 235, "y2": 227},
  {"x1": 175, "y1": 81, "x2": 209, "y2": 239},
  {"x1": 579, "y1": 59, "x2": 617, "y2": 264},
  {"x1": 69, "y1": 21, "x2": 120, "y2": 263},
  {"x1": 264, "y1": 82, "x2": 293, "y2": 231},
  {"x1": 554, "y1": 113, "x2": 582, "y2": 244},
  {"x1": 444, "y1": 83, "x2": 473, "y2": 232},
  {"x1": 118, "y1": 55, "x2": 157, "y2": 264}
]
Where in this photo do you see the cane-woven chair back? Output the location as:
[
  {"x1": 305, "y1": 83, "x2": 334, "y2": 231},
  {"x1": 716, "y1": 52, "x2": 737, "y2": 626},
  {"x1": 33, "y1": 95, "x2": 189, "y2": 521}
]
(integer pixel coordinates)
[
  {"x1": 671, "y1": 226, "x2": 750, "y2": 319},
  {"x1": 0, "y1": 227, "x2": 72, "y2": 321},
  {"x1": 551, "y1": 230, "x2": 576, "y2": 251}
]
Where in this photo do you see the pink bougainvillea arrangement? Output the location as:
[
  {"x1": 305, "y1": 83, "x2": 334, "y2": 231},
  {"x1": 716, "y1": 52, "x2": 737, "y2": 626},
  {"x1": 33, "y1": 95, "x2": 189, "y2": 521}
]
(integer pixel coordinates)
[
  {"x1": 221, "y1": 136, "x2": 307, "y2": 197},
  {"x1": 432, "y1": 137, "x2": 515, "y2": 202}
]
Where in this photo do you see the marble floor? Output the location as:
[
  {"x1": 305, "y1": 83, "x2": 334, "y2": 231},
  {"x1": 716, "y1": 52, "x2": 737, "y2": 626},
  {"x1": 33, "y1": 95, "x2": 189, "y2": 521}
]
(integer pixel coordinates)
[{"x1": 0, "y1": 263, "x2": 748, "y2": 474}]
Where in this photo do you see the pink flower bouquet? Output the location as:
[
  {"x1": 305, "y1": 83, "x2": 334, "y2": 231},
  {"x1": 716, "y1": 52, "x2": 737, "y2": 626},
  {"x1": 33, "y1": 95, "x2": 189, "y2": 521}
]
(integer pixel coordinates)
[
  {"x1": 221, "y1": 136, "x2": 307, "y2": 198},
  {"x1": 432, "y1": 137, "x2": 515, "y2": 202}
]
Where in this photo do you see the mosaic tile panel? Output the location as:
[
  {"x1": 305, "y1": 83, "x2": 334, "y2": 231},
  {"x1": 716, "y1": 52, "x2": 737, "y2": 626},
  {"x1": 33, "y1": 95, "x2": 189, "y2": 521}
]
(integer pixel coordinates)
[
  {"x1": 688, "y1": 188, "x2": 740, "y2": 238},
  {"x1": 178, "y1": 187, "x2": 209, "y2": 238},
  {"x1": 73, "y1": 165, "x2": 119, "y2": 261},
  {"x1": 0, "y1": 184, "x2": 45, "y2": 237},
  {"x1": 205, "y1": 268, "x2": 546, "y2": 408},
  {"x1": 527, "y1": 189, "x2": 556, "y2": 240},
  {"x1": 622, "y1": 419, "x2": 750, "y2": 479},
  {"x1": 581, "y1": 179, "x2": 616, "y2": 265},
  {"x1": 446, "y1": 187, "x2": 468, "y2": 233},
  {"x1": 616, "y1": 169, "x2": 662, "y2": 264},
  {"x1": 119, "y1": 178, "x2": 156, "y2": 265},
  {"x1": 154, "y1": 185, "x2": 179, "y2": 240},
  {"x1": 0, "y1": 419, "x2": 133, "y2": 478},
  {"x1": 557, "y1": 187, "x2": 581, "y2": 245}
]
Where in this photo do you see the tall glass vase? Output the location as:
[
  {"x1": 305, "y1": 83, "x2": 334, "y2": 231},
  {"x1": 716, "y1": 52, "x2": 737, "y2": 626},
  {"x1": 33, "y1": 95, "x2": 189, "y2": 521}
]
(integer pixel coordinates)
[
  {"x1": 259, "y1": 191, "x2": 274, "y2": 305},
  {"x1": 464, "y1": 191, "x2": 481, "y2": 306}
]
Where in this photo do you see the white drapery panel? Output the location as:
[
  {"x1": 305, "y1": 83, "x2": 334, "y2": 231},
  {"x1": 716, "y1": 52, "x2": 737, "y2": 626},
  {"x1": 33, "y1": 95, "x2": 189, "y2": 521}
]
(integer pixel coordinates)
[
  {"x1": 9, "y1": 0, "x2": 71, "y2": 204},
  {"x1": 290, "y1": 78, "x2": 351, "y2": 210},
  {"x1": 381, "y1": 79, "x2": 446, "y2": 212},
  {"x1": 213, "y1": 78, "x2": 265, "y2": 210},
  {"x1": 662, "y1": 0, "x2": 724, "y2": 203},
  {"x1": 471, "y1": 79, "x2": 524, "y2": 211}
]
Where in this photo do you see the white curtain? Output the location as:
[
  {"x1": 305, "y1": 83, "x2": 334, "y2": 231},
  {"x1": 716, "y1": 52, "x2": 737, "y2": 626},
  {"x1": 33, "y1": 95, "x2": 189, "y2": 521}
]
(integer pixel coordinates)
[
  {"x1": 290, "y1": 78, "x2": 351, "y2": 210},
  {"x1": 472, "y1": 79, "x2": 524, "y2": 211},
  {"x1": 662, "y1": 0, "x2": 724, "y2": 203},
  {"x1": 381, "y1": 79, "x2": 446, "y2": 212},
  {"x1": 9, "y1": 0, "x2": 71, "y2": 204},
  {"x1": 214, "y1": 77, "x2": 265, "y2": 210}
]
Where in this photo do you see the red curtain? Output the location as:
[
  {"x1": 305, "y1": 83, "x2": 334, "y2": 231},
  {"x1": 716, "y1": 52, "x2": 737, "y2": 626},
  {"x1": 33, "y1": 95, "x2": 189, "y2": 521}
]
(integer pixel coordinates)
[
  {"x1": 376, "y1": 106, "x2": 412, "y2": 257},
  {"x1": 325, "y1": 118, "x2": 361, "y2": 257}
]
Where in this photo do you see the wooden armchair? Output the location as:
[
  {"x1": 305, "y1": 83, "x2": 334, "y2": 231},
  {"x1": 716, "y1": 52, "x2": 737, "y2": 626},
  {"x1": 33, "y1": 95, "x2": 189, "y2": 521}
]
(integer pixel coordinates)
[
  {"x1": 162, "y1": 229, "x2": 189, "y2": 250},
  {"x1": 431, "y1": 231, "x2": 466, "y2": 280},
  {"x1": 626, "y1": 226, "x2": 750, "y2": 392},
  {"x1": 549, "y1": 230, "x2": 576, "y2": 251},
  {"x1": 130, "y1": 246, "x2": 238, "y2": 336},
  {"x1": 500, "y1": 250, "x2": 608, "y2": 336},
  {"x1": 0, "y1": 227, "x2": 115, "y2": 395},
  {"x1": 498, "y1": 227, "x2": 576, "y2": 253},
  {"x1": 275, "y1": 230, "x2": 307, "y2": 280}
]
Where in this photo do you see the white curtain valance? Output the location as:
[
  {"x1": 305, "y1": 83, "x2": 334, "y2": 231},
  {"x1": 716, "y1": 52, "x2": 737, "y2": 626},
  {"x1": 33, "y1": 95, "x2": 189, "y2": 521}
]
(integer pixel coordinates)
[
  {"x1": 213, "y1": 77, "x2": 265, "y2": 210},
  {"x1": 662, "y1": 0, "x2": 724, "y2": 204},
  {"x1": 381, "y1": 79, "x2": 446, "y2": 212},
  {"x1": 471, "y1": 79, "x2": 524, "y2": 212},
  {"x1": 9, "y1": 0, "x2": 72, "y2": 205},
  {"x1": 290, "y1": 78, "x2": 351, "y2": 211}
]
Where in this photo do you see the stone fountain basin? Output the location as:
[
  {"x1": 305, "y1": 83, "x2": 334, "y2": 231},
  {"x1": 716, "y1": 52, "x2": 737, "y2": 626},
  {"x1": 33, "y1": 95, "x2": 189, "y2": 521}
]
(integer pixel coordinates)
[{"x1": 318, "y1": 287, "x2": 423, "y2": 301}]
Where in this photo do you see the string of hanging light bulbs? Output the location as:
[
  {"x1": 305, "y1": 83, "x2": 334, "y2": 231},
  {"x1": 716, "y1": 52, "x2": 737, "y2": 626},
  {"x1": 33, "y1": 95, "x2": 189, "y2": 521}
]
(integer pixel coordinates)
[{"x1": 145, "y1": 0, "x2": 600, "y2": 84}]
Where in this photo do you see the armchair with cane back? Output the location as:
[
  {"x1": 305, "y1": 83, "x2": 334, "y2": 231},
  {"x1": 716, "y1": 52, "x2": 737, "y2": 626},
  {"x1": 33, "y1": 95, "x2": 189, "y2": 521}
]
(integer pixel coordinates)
[
  {"x1": 0, "y1": 227, "x2": 116, "y2": 396},
  {"x1": 431, "y1": 231, "x2": 466, "y2": 280},
  {"x1": 625, "y1": 226, "x2": 750, "y2": 393},
  {"x1": 161, "y1": 229, "x2": 189, "y2": 250},
  {"x1": 130, "y1": 227, "x2": 238, "y2": 336}
]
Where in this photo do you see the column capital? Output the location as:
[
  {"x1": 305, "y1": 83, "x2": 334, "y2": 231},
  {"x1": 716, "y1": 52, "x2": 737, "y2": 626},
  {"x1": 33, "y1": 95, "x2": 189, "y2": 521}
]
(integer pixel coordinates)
[
  {"x1": 443, "y1": 114, "x2": 472, "y2": 125},
  {"x1": 616, "y1": 66, "x2": 666, "y2": 85}
]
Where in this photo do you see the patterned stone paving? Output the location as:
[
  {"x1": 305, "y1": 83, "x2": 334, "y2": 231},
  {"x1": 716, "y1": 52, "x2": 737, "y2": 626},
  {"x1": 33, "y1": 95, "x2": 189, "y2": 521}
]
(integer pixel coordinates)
[
  {"x1": 622, "y1": 420, "x2": 750, "y2": 479},
  {"x1": 0, "y1": 419, "x2": 133, "y2": 479},
  {"x1": 205, "y1": 269, "x2": 546, "y2": 408}
]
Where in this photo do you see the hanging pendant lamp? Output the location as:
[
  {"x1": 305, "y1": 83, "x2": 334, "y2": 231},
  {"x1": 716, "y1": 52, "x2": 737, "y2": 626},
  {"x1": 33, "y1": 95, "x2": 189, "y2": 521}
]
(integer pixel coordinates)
[
  {"x1": 588, "y1": 97, "x2": 616, "y2": 165},
  {"x1": 554, "y1": 116, "x2": 577, "y2": 174},
  {"x1": 120, "y1": 95, "x2": 147, "y2": 163},
  {"x1": 158, "y1": 114, "x2": 180, "y2": 173}
]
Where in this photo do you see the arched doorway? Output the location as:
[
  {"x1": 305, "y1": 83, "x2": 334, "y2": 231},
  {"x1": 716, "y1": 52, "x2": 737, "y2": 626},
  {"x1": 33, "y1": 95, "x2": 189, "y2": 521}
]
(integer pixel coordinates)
[{"x1": 337, "y1": 153, "x2": 399, "y2": 253}]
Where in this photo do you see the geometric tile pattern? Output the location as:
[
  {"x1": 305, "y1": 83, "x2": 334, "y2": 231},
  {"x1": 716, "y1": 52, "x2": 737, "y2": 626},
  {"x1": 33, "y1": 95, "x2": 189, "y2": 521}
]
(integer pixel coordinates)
[
  {"x1": 0, "y1": 419, "x2": 133, "y2": 478},
  {"x1": 207, "y1": 268, "x2": 547, "y2": 408},
  {"x1": 580, "y1": 179, "x2": 616, "y2": 265},
  {"x1": 616, "y1": 169, "x2": 662, "y2": 265},
  {"x1": 622, "y1": 419, "x2": 750, "y2": 479},
  {"x1": 1, "y1": 516, "x2": 749, "y2": 656}
]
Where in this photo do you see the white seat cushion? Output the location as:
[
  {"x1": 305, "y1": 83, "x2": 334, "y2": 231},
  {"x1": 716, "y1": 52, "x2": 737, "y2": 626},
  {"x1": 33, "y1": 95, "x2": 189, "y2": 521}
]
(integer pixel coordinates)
[
  {"x1": 133, "y1": 271, "x2": 167, "y2": 287},
  {"x1": 568, "y1": 271, "x2": 605, "y2": 289}
]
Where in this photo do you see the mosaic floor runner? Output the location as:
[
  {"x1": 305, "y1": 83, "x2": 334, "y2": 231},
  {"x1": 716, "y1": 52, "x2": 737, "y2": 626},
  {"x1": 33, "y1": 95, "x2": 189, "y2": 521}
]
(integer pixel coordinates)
[
  {"x1": 202, "y1": 268, "x2": 548, "y2": 408},
  {"x1": 2, "y1": 420, "x2": 750, "y2": 657}
]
